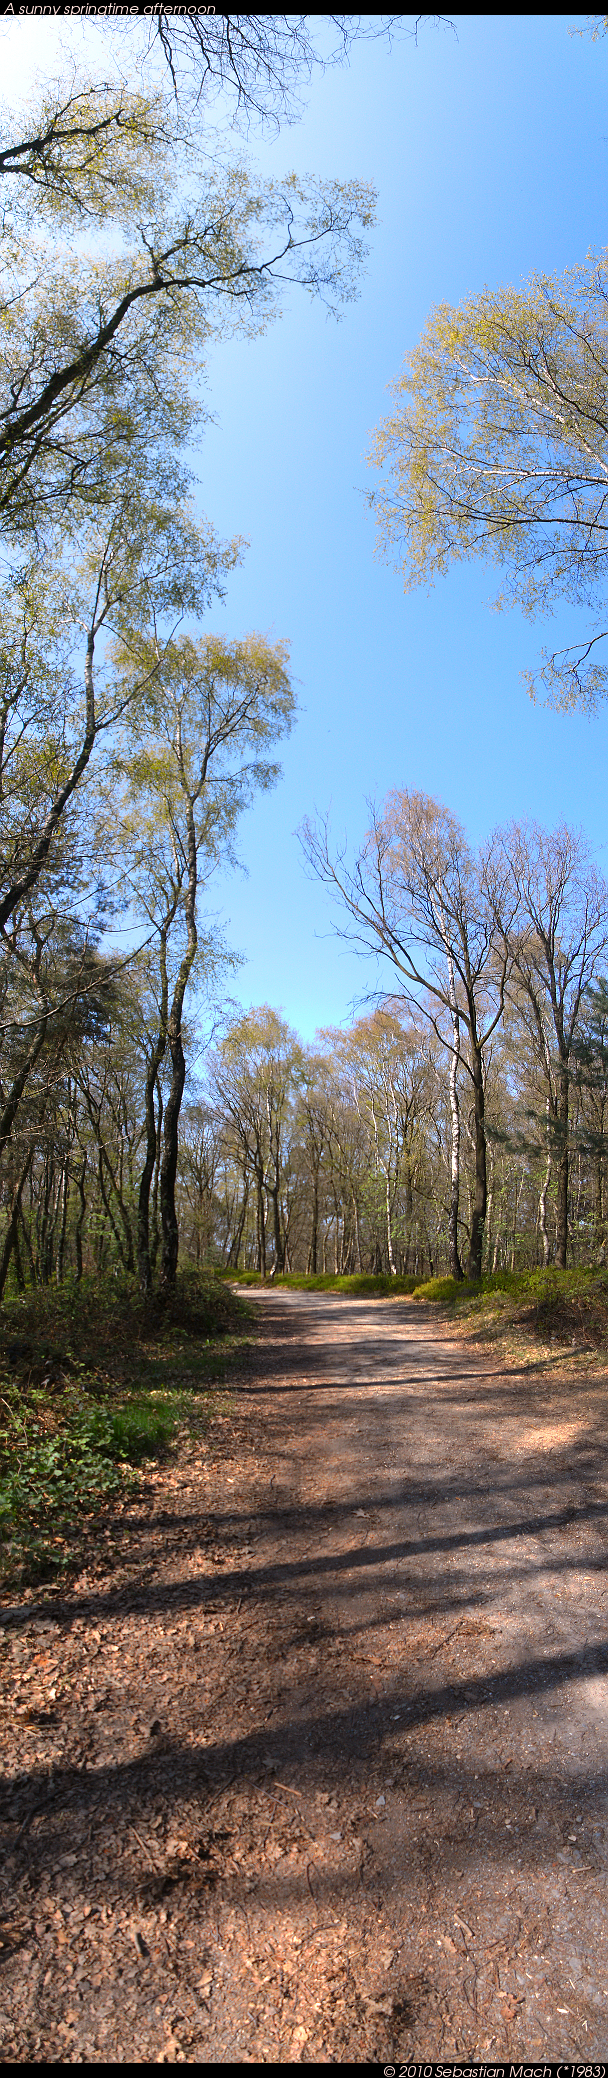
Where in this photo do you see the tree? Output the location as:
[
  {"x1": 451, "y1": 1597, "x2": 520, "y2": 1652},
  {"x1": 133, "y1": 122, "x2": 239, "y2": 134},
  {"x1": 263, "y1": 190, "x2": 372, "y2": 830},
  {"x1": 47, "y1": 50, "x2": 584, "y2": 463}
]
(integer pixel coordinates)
[
  {"x1": 0, "y1": 467, "x2": 234, "y2": 1228},
  {"x1": 211, "y1": 1008, "x2": 302, "y2": 1276},
  {"x1": 301, "y1": 790, "x2": 512, "y2": 1278},
  {"x1": 369, "y1": 258, "x2": 608, "y2": 708},
  {"x1": 115, "y1": 639, "x2": 296, "y2": 1287},
  {"x1": 489, "y1": 821, "x2": 608, "y2": 1266},
  {"x1": 1, "y1": 68, "x2": 375, "y2": 542},
  {"x1": 328, "y1": 1004, "x2": 430, "y2": 1276},
  {"x1": 102, "y1": 14, "x2": 449, "y2": 129},
  {"x1": 571, "y1": 980, "x2": 608, "y2": 1256}
]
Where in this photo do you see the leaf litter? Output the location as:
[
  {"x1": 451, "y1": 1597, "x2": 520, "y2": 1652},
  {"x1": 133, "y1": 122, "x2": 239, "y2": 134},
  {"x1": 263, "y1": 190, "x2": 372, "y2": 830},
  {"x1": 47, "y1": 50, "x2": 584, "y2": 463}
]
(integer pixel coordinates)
[{"x1": 1, "y1": 1288, "x2": 608, "y2": 2060}]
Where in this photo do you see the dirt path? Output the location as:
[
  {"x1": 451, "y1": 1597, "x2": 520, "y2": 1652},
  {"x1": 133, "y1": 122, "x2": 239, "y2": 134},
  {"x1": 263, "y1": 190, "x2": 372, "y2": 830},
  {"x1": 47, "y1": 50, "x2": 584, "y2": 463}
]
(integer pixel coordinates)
[{"x1": 2, "y1": 1289, "x2": 608, "y2": 2063}]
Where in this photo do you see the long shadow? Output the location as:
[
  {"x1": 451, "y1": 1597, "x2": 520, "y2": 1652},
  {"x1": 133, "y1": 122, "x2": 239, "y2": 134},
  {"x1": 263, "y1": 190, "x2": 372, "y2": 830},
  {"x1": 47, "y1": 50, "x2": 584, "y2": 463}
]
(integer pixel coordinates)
[
  {"x1": 103, "y1": 1451, "x2": 608, "y2": 1539},
  {"x1": 243, "y1": 1291, "x2": 608, "y2": 1387},
  {"x1": 3, "y1": 1634, "x2": 608, "y2": 1830},
  {"x1": 3, "y1": 1474, "x2": 607, "y2": 1635}
]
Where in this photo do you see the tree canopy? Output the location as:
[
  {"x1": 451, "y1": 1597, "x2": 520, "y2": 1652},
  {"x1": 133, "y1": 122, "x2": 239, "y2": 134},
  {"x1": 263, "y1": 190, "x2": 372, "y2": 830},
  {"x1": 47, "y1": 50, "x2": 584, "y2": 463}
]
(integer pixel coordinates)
[{"x1": 369, "y1": 257, "x2": 608, "y2": 710}]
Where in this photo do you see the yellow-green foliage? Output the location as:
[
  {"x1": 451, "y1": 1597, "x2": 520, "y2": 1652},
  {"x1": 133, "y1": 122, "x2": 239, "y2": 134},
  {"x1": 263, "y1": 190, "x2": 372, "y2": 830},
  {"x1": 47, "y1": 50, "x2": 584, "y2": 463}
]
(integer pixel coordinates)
[{"x1": 368, "y1": 256, "x2": 608, "y2": 706}]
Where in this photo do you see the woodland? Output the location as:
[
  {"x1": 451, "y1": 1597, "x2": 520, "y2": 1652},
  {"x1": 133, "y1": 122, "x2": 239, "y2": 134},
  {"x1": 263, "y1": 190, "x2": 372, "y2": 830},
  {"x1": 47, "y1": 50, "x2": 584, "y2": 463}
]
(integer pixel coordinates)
[
  {"x1": 3, "y1": 10, "x2": 608, "y2": 1566},
  {"x1": 4, "y1": 26, "x2": 608, "y2": 2067}
]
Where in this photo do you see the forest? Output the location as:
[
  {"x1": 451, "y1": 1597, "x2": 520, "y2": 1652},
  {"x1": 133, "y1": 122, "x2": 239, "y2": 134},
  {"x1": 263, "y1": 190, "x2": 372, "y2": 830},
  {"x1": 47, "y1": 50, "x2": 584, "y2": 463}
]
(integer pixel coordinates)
[
  {"x1": 4, "y1": 19, "x2": 608, "y2": 2070},
  {"x1": 3, "y1": 10, "x2": 608, "y2": 1557},
  {"x1": 14, "y1": 812, "x2": 608, "y2": 1295}
]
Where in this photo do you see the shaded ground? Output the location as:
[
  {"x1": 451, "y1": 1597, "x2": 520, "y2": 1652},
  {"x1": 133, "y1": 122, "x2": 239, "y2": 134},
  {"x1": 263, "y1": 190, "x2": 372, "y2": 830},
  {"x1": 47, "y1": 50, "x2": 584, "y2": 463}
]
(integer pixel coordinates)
[{"x1": 2, "y1": 1288, "x2": 608, "y2": 2063}]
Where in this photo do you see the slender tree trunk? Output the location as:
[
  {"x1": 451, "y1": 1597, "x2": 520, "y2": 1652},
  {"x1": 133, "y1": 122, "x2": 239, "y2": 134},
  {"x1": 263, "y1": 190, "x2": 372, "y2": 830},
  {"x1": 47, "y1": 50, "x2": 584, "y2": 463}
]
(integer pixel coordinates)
[
  {"x1": 539, "y1": 1099, "x2": 552, "y2": 1267},
  {"x1": 160, "y1": 1028, "x2": 186, "y2": 1288},
  {"x1": 159, "y1": 790, "x2": 198, "y2": 1291},
  {"x1": 227, "y1": 1168, "x2": 249, "y2": 1269},
  {"x1": 385, "y1": 1171, "x2": 396, "y2": 1275},
  {"x1": 270, "y1": 1181, "x2": 284, "y2": 1272},
  {"x1": 0, "y1": 1150, "x2": 34, "y2": 1302},
  {"x1": 555, "y1": 1062, "x2": 569, "y2": 1268},
  {"x1": 467, "y1": 1038, "x2": 487, "y2": 1280},
  {"x1": 151, "y1": 1085, "x2": 163, "y2": 1275},
  {"x1": 100, "y1": 1147, "x2": 134, "y2": 1271},
  {"x1": 404, "y1": 1168, "x2": 413, "y2": 1271},
  {"x1": 511, "y1": 1168, "x2": 524, "y2": 1269},
  {"x1": 310, "y1": 1170, "x2": 319, "y2": 1273},
  {"x1": 75, "y1": 1157, "x2": 87, "y2": 1280},
  {"x1": 0, "y1": 1020, "x2": 48, "y2": 1166},
  {"x1": 446, "y1": 953, "x2": 464, "y2": 1280},
  {"x1": 138, "y1": 1059, "x2": 161, "y2": 1293},
  {"x1": 259, "y1": 1176, "x2": 267, "y2": 1277},
  {"x1": 56, "y1": 1161, "x2": 69, "y2": 1285},
  {"x1": 97, "y1": 1152, "x2": 128, "y2": 1270},
  {"x1": 19, "y1": 1196, "x2": 36, "y2": 1283},
  {"x1": 12, "y1": 1221, "x2": 25, "y2": 1291},
  {"x1": 138, "y1": 916, "x2": 172, "y2": 1292},
  {"x1": 595, "y1": 1155, "x2": 603, "y2": 1250}
]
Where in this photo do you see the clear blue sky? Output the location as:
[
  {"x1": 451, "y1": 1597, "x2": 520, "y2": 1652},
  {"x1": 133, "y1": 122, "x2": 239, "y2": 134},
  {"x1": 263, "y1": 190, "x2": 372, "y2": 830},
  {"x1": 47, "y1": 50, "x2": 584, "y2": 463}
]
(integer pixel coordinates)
[{"x1": 5, "y1": 13, "x2": 608, "y2": 1038}]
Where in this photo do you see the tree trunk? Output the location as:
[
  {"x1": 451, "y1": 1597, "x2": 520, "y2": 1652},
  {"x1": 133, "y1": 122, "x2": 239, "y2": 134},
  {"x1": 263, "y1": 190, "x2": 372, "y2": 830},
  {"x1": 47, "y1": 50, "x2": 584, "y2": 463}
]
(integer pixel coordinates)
[
  {"x1": 0, "y1": 1150, "x2": 34, "y2": 1302},
  {"x1": 595, "y1": 1154, "x2": 603, "y2": 1251},
  {"x1": 270, "y1": 1181, "x2": 284, "y2": 1272},
  {"x1": 227, "y1": 1168, "x2": 249, "y2": 1269},
  {"x1": 555, "y1": 1063, "x2": 569, "y2": 1268},
  {"x1": 56, "y1": 1161, "x2": 70, "y2": 1285},
  {"x1": 446, "y1": 956, "x2": 464, "y2": 1280},
  {"x1": 138, "y1": 917, "x2": 171, "y2": 1291},
  {"x1": 159, "y1": 788, "x2": 198, "y2": 1291},
  {"x1": 466, "y1": 1039, "x2": 487, "y2": 1280},
  {"x1": 539, "y1": 1099, "x2": 552, "y2": 1267},
  {"x1": 385, "y1": 1171, "x2": 396, "y2": 1275},
  {"x1": 75, "y1": 1157, "x2": 87, "y2": 1280},
  {"x1": 310, "y1": 1171, "x2": 319, "y2": 1273},
  {"x1": 138, "y1": 1058, "x2": 161, "y2": 1293},
  {"x1": 151, "y1": 1085, "x2": 163, "y2": 1275},
  {"x1": 255, "y1": 1174, "x2": 267, "y2": 1277},
  {"x1": 160, "y1": 1028, "x2": 186, "y2": 1288}
]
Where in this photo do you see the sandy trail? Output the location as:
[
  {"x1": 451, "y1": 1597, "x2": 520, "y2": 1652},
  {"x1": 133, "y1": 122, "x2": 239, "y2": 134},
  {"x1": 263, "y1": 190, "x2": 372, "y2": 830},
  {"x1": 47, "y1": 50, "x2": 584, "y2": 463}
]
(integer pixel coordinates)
[{"x1": 2, "y1": 1287, "x2": 608, "y2": 2062}]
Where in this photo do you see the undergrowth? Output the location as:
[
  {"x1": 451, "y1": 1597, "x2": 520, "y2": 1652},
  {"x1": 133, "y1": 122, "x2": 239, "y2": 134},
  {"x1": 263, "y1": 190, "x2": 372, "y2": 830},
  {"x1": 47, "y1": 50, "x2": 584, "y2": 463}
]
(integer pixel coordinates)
[
  {"x1": 227, "y1": 1269, "x2": 420, "y2": 1295},
  {"x1": 410, "y1": 1265, "x2": 608, "y2": 1352},
  {"x1": 0, "y1": 1270, "x2": 252, "y2": 1588}
]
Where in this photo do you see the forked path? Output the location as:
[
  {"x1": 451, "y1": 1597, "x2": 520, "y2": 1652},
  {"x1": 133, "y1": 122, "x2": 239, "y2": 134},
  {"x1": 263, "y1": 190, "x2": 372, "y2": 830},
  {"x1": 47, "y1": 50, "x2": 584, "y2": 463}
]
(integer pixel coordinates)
[{"x1": 2, "y1": 1288, "x2": 608, "y2": 2063}]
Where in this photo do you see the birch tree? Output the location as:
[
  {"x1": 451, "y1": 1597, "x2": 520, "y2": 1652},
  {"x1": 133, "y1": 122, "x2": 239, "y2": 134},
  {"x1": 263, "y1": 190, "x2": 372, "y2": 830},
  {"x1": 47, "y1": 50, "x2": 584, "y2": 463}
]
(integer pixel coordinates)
[
  {"x1": 301, "y1": 790, "x2": 513, "y2": 1278},
  {"x1": 115, "y1": 640, "x2": 296, "y2": 1286},
  {"x1": 489, "y1": 821, "x2": 608, "y2": 1267},
  {"x1": 369, "y1": 259, "x2": 608, "y2": 708}
]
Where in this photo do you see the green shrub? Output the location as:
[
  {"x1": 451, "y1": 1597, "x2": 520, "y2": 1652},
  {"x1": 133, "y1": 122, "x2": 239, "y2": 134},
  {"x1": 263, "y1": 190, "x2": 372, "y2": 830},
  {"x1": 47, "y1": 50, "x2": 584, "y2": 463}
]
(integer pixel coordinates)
[{"x1": 0, "y1": 1268, "x2": 251, "y2": 1584}]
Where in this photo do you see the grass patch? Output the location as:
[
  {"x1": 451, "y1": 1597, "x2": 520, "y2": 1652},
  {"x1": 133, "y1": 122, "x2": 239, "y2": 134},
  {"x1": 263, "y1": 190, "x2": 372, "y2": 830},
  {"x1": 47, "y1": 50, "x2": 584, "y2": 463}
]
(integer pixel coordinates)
[
  {"x1": 0, "y1": 1270, "x2": 253, "y2": 1588},
  {"x1": 411, "y1": 1265, "x2": 608, "y2": 1354},
  {"x1": 227, "y1": 1269, "x2": 421, "y2": 1296}
]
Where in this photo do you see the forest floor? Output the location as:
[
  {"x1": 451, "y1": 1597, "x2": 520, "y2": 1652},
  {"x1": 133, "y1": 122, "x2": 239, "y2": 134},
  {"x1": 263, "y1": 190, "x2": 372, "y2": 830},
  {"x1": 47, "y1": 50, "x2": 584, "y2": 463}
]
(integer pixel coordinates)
[{"x1": 2, "y1": 1286, "x2": 608, "y2": 2064}]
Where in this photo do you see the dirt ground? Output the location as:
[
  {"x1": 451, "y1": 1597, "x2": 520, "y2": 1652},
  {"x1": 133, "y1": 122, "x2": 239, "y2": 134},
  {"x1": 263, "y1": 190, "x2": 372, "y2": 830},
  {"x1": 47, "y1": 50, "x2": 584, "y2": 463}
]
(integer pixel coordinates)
[{"x1": 2, "y1": 1288, "x2": 608, "y2": 2065}]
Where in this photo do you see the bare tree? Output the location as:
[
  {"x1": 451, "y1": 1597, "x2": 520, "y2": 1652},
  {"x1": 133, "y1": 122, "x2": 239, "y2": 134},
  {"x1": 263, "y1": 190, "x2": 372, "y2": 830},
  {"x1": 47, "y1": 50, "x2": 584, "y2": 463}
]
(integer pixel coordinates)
[
  {"x1": 489, "y1": 821, "x2": 608, "y2": 1267},
  {"x1": 301, "y1": 790, "x2": 513, "y2": 1278}
]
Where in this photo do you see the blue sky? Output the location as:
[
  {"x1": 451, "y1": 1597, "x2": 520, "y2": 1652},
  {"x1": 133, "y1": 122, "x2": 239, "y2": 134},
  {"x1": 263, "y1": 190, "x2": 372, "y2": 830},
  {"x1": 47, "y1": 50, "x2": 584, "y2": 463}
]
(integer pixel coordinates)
[{"x1": 6, "y1": 13, "x2": 608, "y2": 1038}]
